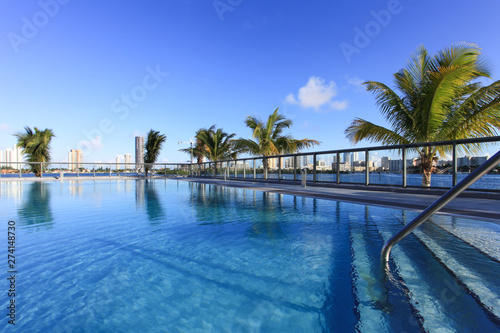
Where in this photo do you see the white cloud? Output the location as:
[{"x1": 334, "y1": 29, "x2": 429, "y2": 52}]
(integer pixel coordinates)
[
  {"x1": 330, "y1": 100, "x2": 348, "y2": 110},
  {"x1": 286, "y1": 76, "x2": 346, "y2": 111},
  {"x1": 346, "y1": 76, "x2": 367, "y2": 93},
  {"x1": 347, "y1": 76, "x2": 364, "y2": 87}
]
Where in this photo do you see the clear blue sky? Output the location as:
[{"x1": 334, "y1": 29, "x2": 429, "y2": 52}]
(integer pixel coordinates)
[{"x1": 1, "y1": 0, "x2": 499, "y2": 163}]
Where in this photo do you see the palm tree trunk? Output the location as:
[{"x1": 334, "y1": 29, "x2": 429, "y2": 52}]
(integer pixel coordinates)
[
  {"x1": 33, "y1": 164, "x2": 41, "y2": 177},
  {"x1": 420, "y1": 149, "x2": 434, "y2": 187}
]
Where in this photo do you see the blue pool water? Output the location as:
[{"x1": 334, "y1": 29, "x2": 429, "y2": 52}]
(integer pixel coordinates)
[{"x1": 0, "y1": 180, "x2": 499, "y2": 332}]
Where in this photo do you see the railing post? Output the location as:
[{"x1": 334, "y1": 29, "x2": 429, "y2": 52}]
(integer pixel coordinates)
[
  {"x1": 234, "y1": 161, "x2": 237, "y2": 178},
  {"x1": 278, "y1": 157, "x2": 281, "y2": 181},
  {"x1": 253, "y1": 159, "x2": 256, "y2": 179},
  {"x1": 452, "y1": 142, "x2": 458, "y2": 187},
  {"x1": 365, "y1": 150, "x2": 369, "y2": 186},
  {"x1": 19, "y1": 162, "x2": 22, "y2": 178},
  {"x1": 77, "y1": 163, "x2": 79, "y2": 178},
  {"x1": 264, "y1": 157, "x2": 268, "y2": 180},
  {"x1": 293, "y1": 155, "x2": 297, "y2": 182},
  {"x1": 41, "y1": 162, "x2": 43, "y2": 178},
  {"x1": 313, "y1": 154, "x2": 317, "y2": 183},
  {"x1": 93, "y1": 163, "x2": 96, "y2": 177},
  {"x1": 109, "y1": 163, "x2": 111, "y2": 177},
  {"x1": 60, "y1": 163, "x2": 63, "y2": 178},
  {"x1": 402, "y1": 146, "x2": 407, "y2": 188},
  {"x1": 336, "y1": 152, "x2": 340, "y2": 184}
]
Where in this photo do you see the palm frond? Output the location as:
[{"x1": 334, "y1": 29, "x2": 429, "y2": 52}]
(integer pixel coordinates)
[{"x1": 345, "y1": 118, "x2": 408, "y2": 146}]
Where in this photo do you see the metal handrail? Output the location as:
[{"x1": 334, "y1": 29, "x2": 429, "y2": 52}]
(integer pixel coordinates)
[{"x1": 381, "y1": 149, "x2": 500, "y2": 268}]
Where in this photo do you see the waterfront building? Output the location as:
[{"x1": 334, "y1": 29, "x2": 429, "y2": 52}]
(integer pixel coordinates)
[
  {"x1": 352, "y1": 152, "x2": 359, "y2": 163},
  {"x1": 135, "y1": 137, "x2": 145, "y2": 170},
  {"x1": 381, "y1": 156, "x2": 390, "y2": 170},
  {"x1": 267, "y1": 157, "x2": 281, "y2": 169},
  {"x1": 457, "y1": 156, "x2": 470, "y2": 168},
  {"x1": 284, "y1": 157, "x2": 294, "y2": 169},
  {"x1": 68, "y1": 149, "x2": 83, "y2": 171},
  {"x1": 0, "y1": 145, "x2": 23, "y2": 169},
  {"x1": 124, "y1": 153, "x2": 132, "y2": 170},
  {"x1": 343, "y1": 153, "x2": 351, "y2": 165},
  {"x1": 390, "y1": 159, "x2": 403, "y2": 172},
  {"x1": 470, "y1": 155, "x2": 489, "y2": 166}
]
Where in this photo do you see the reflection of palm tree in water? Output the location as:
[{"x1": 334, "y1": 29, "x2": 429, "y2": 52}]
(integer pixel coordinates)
[
  {"x1": 189, "y1": 182, "x2": 233, "y2": 224},
  {"x1": 18, "y1": 182, "x2": 53, "y2": 228},
  {"x1": 248, "y1": 191, "x2": 285, "y2": 239},
  {"x1": 188, "y1": 184, "x2": 285, "y2": 239},
  {"x1": 144, "y1": 180, "x2": 165, "y2": 224}
]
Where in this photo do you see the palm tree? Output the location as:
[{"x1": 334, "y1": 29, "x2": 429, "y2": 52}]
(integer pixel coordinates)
[
  {"x1": 14, "y1": 127, "x2": 55, "y2": 177},
  {"x1": 180, "y1": 126, "x2": 239, "y2": 162},
  {"x1": 181, "y1": 125, "x2": 238, "y2": 176},
  {"x1": 144, "y1": 129, "x2": 167, "y2": 176},
  {"x1": 234, "y1": 108, "x2": 320, "y2": 177},
  {"x1": 179, "y1": 128, "x2": 209, "y2": 164},
  {"x1": 345, "y1": 43, "x2": 500, "y2": 187}
]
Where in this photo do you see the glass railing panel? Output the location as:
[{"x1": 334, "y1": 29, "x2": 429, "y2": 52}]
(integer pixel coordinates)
[
  {"x1": 315, "y1": 153, "x2": 337, "y2": 182},
  {"x1": 368, "y1": 149, "x2": 403, "y2": 186},
  {"x1": 227, "y1": 161, "x2": 235, "y2": 178},
  {"x1": 266, "y1": 157, "x2": 279, "y2": 179},
  {"x1": 0, "y1": 161, "x2": 23, "y2": 178},
  {"x1": 255, "y1": 159, "x2": 264, "y2": 179},
  {"x1": 280, "y1": 156, "x2": 295, "y2": 181},
  {"x1": 339, "y1": 151, "x2": 365, "y2": 183},
  {"x1": 455, "y1": 143, "x2": 499, "y2": 190},
  {"x1": 404, "y1": 147, "x2": 425, "y2": 187},
  {"x1": 236, "y1": 160, "x2": 247, "y2": 178},
  {"x1": 295, "y1": 154, "x2": 313, "y2": 181}
]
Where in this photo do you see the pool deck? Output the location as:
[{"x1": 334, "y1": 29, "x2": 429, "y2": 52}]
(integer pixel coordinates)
[{"x1": 179, "y1": 177, "x2": 500, "y2": 222}]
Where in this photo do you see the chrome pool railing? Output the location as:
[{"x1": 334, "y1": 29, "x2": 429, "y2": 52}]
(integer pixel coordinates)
[{"x1": 381, "y1": 149, "x2": 500, "y2": 268}]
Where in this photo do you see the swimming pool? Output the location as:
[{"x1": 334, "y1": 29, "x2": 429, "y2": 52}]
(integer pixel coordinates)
[{"x1": 1, "y1": 180, "x2": 499, "y2": 332}]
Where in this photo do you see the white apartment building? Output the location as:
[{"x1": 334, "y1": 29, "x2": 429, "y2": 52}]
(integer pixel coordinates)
[
  {"x1": 124, "y1": 153, "x2": 132, "y2": 169},
  {"x1": 0, "y1": 145, "x2": 23, "y2": 169}
]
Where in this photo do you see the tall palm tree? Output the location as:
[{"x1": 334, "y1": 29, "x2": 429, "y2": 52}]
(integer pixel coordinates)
[
  {"x1": 180, "y1": 126, "x2": 238, "y2": 160},
  {"x1": 180, "y1": 125, "x2": 238, "y2": 176},
  {"x1": 234, "y1": 108, "x2": 320, "y2": 177},
  {"x1": 345, "y1": 43, "x2": 500, "y2": 187},
  {"x1": 144, "y1": 129, "x2": 167, "y2": 176},
  {"x1": 14, "y1": 127, "x2": 55, "y2": 177}
]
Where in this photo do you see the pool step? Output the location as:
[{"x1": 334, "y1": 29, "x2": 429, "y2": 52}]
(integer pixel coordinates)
[
  {"x1": 347, "y1": 208, "x2": 421, "y2": 332},
  {"x1": 427, "y1": 214, "x2": 500, "y2": 263},
  {"x1": 398, "y1": 214, "x2": 500, "y2": 322},
  {"x1": 370, "y1": 212, "x2": 500, "y2": 332}
]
